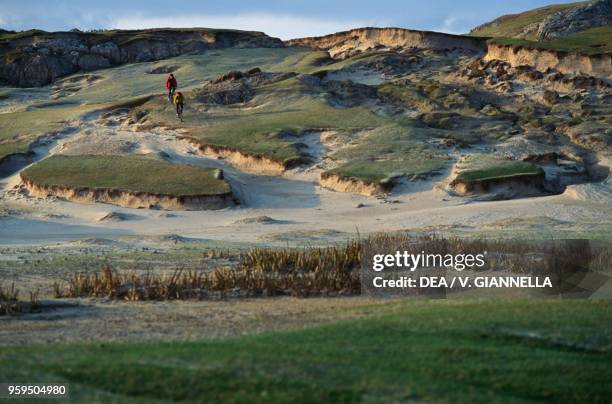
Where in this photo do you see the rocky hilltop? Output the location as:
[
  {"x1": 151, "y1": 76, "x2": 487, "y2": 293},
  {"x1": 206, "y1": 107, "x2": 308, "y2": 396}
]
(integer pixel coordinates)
[
  {"x1": 286, "y1": 27, "x2": 487, "y2": 58},
  {"x1": 471, "y1": 0, "x2": 611, "y2": 40},
  {"x1": 0, "y1": 28, "x2": 283, "y2": 87}
]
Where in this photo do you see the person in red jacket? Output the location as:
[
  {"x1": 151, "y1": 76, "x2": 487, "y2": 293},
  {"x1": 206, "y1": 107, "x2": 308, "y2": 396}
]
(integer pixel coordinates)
[{"x1": 166, "y1": 73, "x2": 177, "y2": 101}]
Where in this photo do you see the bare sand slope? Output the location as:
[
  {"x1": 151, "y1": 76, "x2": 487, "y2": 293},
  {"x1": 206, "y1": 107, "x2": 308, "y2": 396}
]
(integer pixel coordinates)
[{"x1": 1, "y1": 114, "x2": 610, "y2": 246}]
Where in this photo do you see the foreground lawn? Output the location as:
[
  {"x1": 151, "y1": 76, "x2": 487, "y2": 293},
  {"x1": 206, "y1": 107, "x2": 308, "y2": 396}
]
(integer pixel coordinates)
[
  {"x1": 1, "y1": 299, "x2": 610, "y2": 402},
  {"x1": 21, "y1": 155, "x2": 229, "y2": 196}
]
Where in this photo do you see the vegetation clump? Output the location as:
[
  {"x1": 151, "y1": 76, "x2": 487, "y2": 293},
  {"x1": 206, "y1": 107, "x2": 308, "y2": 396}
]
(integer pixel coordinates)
[
  {"x1": 455, "y1": 161, "x2": 543, "y2": 182},
  {"x1": 0, "y1": 284, "x2": 39, "y2": 316},
  {"x1": 54, "y1": 240, "x2": 362, "y2": 299},
  {"x1": 21, "y1": 155, "x2": 230, "y2": 196}
]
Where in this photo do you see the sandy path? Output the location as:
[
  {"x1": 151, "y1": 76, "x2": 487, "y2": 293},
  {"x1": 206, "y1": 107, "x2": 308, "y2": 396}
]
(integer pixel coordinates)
[{"x1": 1, "y1": 114, "x2": 610, "y2": 246}]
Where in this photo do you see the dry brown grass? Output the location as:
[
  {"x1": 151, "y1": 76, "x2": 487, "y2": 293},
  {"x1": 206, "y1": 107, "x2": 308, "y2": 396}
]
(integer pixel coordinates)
[
  {"x1": 52, "y1": 235, "x2": 610, "y2": 301},
  {"x1": 54, "y1": 240, "x2": 362, "y2": 300},
  {"x1": 0, "y1": 283, "x2": 39, "y2": 316}
]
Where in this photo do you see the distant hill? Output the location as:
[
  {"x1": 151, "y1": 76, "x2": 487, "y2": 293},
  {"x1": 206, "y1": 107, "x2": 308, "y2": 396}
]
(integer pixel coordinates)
[
  {"x1": 0, "y1": 28, "x2": 283, "y2": 87},
  {"x1": 470, "y1": 0, "x2": 611, "y2": 40}
]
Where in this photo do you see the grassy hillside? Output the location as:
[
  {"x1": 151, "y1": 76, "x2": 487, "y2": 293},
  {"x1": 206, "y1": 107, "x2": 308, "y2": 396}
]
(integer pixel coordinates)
[
  {"x1": 1, "y1": 299, "x2": 610, "y2": 402},
  {"x1": 137, "y1": 49, "x2": 446, "y2": 182},
  {"x1": 21, "y1": 155, "x2": 229, "y2": 196},
  {"x1": 470, "y1": 2, "x2": 584, "y2": 39},
  {"x1": 0, "y1": 48, "x2": 305, "y2": 161},
  {"x1": 2, "y1": 39, "x2": 607, "y2": 190},
  {"x1": 141, "y1": 81, "x2": 391, "y2": 164}
]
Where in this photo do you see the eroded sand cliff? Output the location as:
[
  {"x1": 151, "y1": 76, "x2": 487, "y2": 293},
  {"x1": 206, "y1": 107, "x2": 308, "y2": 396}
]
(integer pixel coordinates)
[
  {"x1": 20, "y1": 176, "x2": 233, "y2": 210},
  {"x1": 287, "y1": 28, "x2": 487, "y2": 58},
  {"x1": 319, "y1": 172, "x2": 389, "y2": 196},
  {"x1": 288, "y1": 27, "x2": 610, "y2": 78},
  {"x1": 484, "y1": 43, "x2": 611, "y2": 78},
  {"x1": 179, "y1": 137, "x2": 290, "y2": 175}
]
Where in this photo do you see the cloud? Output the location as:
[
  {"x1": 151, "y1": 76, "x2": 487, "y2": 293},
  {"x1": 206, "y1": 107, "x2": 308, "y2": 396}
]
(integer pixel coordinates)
[
  {"x1": 433, "y1": 16, "x2": 474, "y2": 35},
  {"x1": 111, "y1": 13, "x2": 381, "y2": 40}
]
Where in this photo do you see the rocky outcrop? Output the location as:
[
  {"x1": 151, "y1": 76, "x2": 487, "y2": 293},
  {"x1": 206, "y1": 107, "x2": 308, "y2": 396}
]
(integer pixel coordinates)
[
  {"x1": 194, "y1": 68, "x2": 295, "y2": 105},
  {"x1": 470, "y1": 0, "x2": 611, "y2": 40},
  {"x1": 484, "y1": 42, "x2": 611, "y2": 78},
  {"x1": 534, "y1": 0, "x2": 611, "y2": 40},
  {"x1": 287, "y1": 27, "x2": 487, "y2": 58},
  {"x1": 20, "y1": 176, "x2": 233, "y2": 210},
  {"x1": 476, "y1": 0, "x2": 611, "y2": 40},
  {"x1": 0, "y1": 29, "x2": 284, "y2": 87}
]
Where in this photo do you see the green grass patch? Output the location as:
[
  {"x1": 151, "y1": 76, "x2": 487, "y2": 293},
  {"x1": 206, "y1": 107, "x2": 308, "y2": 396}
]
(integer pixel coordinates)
[
  {"x1": 489, "y1": 27, "x2": 612, "y2": 55},
  {"x1": 21, "y1": 155, "x2": 229, "y2": 196},
  {"x1": 456, "y1": 161, "x2": 543, "y2": 182},
  {"x1": 266, "y1": 48, "x2": 332, "y2": 74},
  {"x1": 329, "y1": 125, "x2": 447, "y2": 182},
  {"x1": 1, "y1": 299, "x2": 610, "y2": 402}
]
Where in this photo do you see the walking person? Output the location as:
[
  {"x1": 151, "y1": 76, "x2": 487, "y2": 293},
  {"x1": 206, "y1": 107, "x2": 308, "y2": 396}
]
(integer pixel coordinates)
[
  {"x1": 173, "y1": 91, "x2": 185, "y2": 122},
  {"x1": 166, "y1": 73, "x2": 177, "y2": 102}
]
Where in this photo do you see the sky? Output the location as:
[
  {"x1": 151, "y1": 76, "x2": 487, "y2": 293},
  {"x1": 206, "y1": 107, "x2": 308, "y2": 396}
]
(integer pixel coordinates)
[{"x1": 0, "y1": 0, "x2": 578, "y2": 40}]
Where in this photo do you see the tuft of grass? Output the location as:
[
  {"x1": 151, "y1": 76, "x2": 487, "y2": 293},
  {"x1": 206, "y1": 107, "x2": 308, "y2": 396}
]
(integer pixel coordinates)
[
  {"x1": 21, "y1": 154, "x2": 230, "y2": 196},
  {"x1": 0, "y1": 283, "x2": 39, "y2": 316}
]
